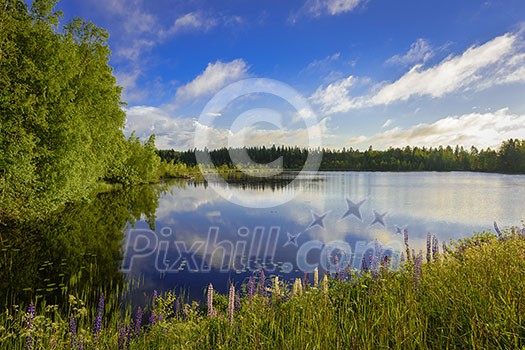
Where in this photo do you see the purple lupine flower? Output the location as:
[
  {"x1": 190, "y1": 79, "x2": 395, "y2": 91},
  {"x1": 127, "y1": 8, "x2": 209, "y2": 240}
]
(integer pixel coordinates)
[
  {"x1": 235, "y1": 290, "x2": 241, "y2": 311},
  {"x1": 381, "y1": 255, "x2": 391, "y2": 271},
  {"x1": 400, "y1": 252, "x2": 406, "y2": 263},
  {"x1": 126, "y1": 325, "x2": 132, "y2": 348},
  {"x1": 149, "y1": 310, "x2": 157, "y2": 325},
  {"x1": 69, "y1": 315, "x2": 77, "y2": 348},
  {"x1": 494, "y1": 221, "x2": 502, "y2": 237},
  {"x1": 25, "y1": 303, "x2": 35, "y2": 350},
  {"x1": 93, "y1": 294, "x2": 104, "y2": 335},
  {"x1": 334, "y1": 255, "x2": 340, "y2": 281},
  {"x1": 374, "y1": 239, "x2": 383, "y2": 269},
  {"x1": 247, "y1": 276, "x2": 256, "y2": 303},
  {"x1": 258, "y1": 268, "x2": 266, "y2": 297},
  {"x1": 426, "y1": 232, "x2": 432, "y2": 263},
  {"x1": 432, "y1": 235, "x2": 439, "y2": 261},
  {"x1": 303, "y1": 271, "x2": 311, "y2": 288},
  {"x1": 78, "y1": 339, "x2": 84, "y2": 350},
  {"x1": 361, "y1": 255, "x2": 368, "y2": 272},
  {"x1": 207, "y1": 283, "x2": 216, "y2": 318},
  {"x1": 228, "y1": 284, "x2": 235, "y2": 325},
  {"x1": 118, "y1": 324, "x2": 127, "y2": 350},
  {"x1": 134, "y1": 307, "x2": 142, "y2": 336},
  {"x1": 403, "y1": 229, "x2": 411, "y2": 262},
  {"x1": 174, "y1": 297, "x2": 180, "y2": 318},
  {"x1": 413, "y1": 255, "x2": 422, "y2": 287}
]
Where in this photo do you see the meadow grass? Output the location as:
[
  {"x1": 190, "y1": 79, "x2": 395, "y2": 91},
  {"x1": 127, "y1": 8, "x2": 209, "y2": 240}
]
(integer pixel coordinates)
[{"x1": 1, "y1": 228, "x2": 524, "y2": 349}]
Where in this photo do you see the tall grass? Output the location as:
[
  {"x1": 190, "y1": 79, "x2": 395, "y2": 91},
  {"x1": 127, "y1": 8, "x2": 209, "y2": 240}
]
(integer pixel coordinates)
[{"x1": 1, "y1": 227, "x2": 524, "y2": 349}]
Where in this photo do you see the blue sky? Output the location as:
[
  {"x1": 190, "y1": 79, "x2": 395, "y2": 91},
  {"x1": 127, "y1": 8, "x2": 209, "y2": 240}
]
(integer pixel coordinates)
[{"x1": 54, "y1": 0, "x2": 525, "y2": 150}]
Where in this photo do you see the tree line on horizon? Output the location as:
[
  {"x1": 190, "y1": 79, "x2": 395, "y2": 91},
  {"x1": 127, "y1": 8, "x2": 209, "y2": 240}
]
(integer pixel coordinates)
[{"x1": 157, "y1": 138, "x2": 525, "y2": 174}]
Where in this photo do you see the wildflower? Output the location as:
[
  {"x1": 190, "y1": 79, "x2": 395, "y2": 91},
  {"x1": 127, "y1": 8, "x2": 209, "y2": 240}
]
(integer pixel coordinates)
[
  {"x1": 228, "y1": 284, "x2": 235, "y2": 325},
  {"x1": 258, "y1": 268, "x2": 266, "y2": 297},
  {"x1": 313, "y1": 267, "x2": 319, "y2": 287},
  {"x1": 134, "y1": 307, "x2": 142, "y2": 336},
  {"x1": 235, "y1": 290, "x2": 241, "y2": 311},
  {"x1": 403, "y1": 229, "x2": 411, "y2": 262},
  {"x1": 273, "y1": 276, "x2": 280, "y2": 298},
  {"x1": 118, "y1": 324, "x2": 127, "y2": 350},
  {"x1": 494, "y1": 221, "x2": 502, "y2": 237},
  {"x1": 26, "y1": 303, "x2": 35, "y2": 350},
  {"x1": 93, "y1": 294, "x2": 104, "y2": 336},
  {"x1": 413, "y1": 254, "x2": 422, "y2": 287},
  {"x1": 361, "y1": 255, "x2": 368, "y2": 272},
  {"x1": 303, "y1": 271, "x2": 311, "y2": 288},
  {"x1": 149, "y1": 310, "x2": 157, "y2": 326},
  {"x1": 292, "y1": 278, "x2": 303, "y2": 297},
  {"x1": 432, "y1": 235, "x2": 439, "y2": 261},
  {"x1": 207, "y1": 283, "x2": 216, "y2": 318},
  {"x1": 247, "y1": 276, "x2": 256, "y2": 303},
  {"x1": 174, "y1": 297, "x2": 180, "y2": 318},
  {"x1": 69, "y1": 315, "x2": 77, "y2": 348},
  {"x1": 426, "y1": 232, "x2": 432, "y2": 263},
  {"x1": 322, "y1": 274, "x2": 329, "y2": 299}
]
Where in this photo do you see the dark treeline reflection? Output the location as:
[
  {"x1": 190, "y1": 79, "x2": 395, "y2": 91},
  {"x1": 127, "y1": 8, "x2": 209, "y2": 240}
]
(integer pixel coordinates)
[{"x1": 0, "y1": 184, "x2": 165, "y2": 307}]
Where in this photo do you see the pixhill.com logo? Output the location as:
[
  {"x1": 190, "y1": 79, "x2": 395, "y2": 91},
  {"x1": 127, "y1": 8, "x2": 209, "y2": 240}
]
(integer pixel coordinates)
[{"x1": 121, "y1": 196, "x2": 404, "y2": 275}]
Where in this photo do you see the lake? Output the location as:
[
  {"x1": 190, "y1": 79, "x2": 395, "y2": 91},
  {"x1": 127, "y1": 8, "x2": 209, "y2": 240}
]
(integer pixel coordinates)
[
  {"x1": 122, "y1": 171, "x2": 525, "y2": 300},
  {"x1": 1, "y1": 171, "x2": 524, "y2": 305}
]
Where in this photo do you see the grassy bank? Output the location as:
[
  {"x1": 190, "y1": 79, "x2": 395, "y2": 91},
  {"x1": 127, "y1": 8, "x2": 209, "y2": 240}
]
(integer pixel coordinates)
[{"x1": 1, "y1": 228, "x2": 524, "y2": 349}]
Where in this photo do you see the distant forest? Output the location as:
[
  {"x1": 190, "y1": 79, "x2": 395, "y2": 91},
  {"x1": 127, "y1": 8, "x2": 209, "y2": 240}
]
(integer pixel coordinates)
[{"x1": 157, "y1": 139, "x2": 525, "y2": 174}]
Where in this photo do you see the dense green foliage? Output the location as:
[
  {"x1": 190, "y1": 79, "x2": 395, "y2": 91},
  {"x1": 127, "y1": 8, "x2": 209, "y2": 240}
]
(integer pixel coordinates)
[
  {"x1": 159, "y1": 138, "x2": 525, "y2": 174},
  {"x1": 1, "y1": 227, "x2": 524, "y2": 349},
  {"x1": 0, "y1": 0, "x2": 160, "y2": 222}
]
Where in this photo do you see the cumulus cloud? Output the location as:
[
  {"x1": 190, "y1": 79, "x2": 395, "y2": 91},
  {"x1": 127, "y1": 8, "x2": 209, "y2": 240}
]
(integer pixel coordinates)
[
  {"x1": 311, "y1": 32, "x2": 525, "y2": 114},
  {"x1": 386, "y1": 38, "x2": 434, "y2": 66},
  {"x1": 346, "y1": 108, "x2": 525, "y2": 150},
  {"x1": 175, "y1": 59, "x2": 250, "y2": 101},
  {"x1": 310, "y1": 76, "x2": 367, "y2": 114}
]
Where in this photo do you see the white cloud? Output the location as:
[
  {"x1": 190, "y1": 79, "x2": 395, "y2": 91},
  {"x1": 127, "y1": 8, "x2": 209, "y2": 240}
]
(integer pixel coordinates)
[
  {"x1": 371, "y1": 33, "x2": 516, "y2": 105},
  {"x1": 386, "y1": 38, "x2": 434, "y2": 66},
  {"x1": 305, "y1": 52, "x2": 341, "y2": 71},
  {"x1": 290, "y1": 0, "x2": 366, "y2": 22},
  {"x1": 347, "y1": 108, "x2": 525, "y2": 150},
  {"x1": 305, "y1": 0, "x2": 366, "y2": 17},
  {"x1": 175, "y1": 59, "x2": 249, "y2": 100},
  {"x1": 311, "y1": 32, "x2": 525, "y2": 114},
  {"x1": 159, "y1": 12, "x2": 218, "y2": 39},
  {"x1": 124, "y1": 104, "x2": 331, "y2": 151},
  {"x1": 310, "y1": 76, "x2": 366, "y2": 114},
  {"x1": 382, "y1": 119, "x2": 393, "y2": 128},
  {"x1": 124, "y1": 106, "x2": 199, "y2": 150}
]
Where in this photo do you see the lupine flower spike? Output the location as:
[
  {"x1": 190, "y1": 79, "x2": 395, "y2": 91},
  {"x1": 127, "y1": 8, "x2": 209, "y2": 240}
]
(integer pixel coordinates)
[
  {"x1": 313, "y1": 267, "x2": 319, "y2": 287},
  {"x1": 228, "y1": 284, "x2": 235, "y2": 325},
  {"x1": 207, "y1": 283, "x2": 216, "y2": 318},
  {"x1": 247, "y1": 276, "x2": 256, "y2": 303},
  {"x1": 93, "y1": 294, "x2": 104, "y2": 336},
  {"x1": 322, "y1": 274, "x2": 329, "y2": 299},
  {"x1": 26, "y1": 303, "x2": 35, "y2": 350}
]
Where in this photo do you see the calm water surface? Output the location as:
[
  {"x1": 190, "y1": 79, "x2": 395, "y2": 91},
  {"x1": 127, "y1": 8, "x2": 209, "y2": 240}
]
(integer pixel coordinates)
[
  {"x1": 123, "y1": 171, "x2": 525, "y2": 300},
  {"x1": 2, "y1": 171, "x2": 523, "y2": 305}
]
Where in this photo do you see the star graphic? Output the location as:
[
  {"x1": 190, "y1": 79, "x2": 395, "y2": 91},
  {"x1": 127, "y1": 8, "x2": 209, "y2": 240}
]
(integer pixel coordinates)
[
  {"x1": 370, "y1": 210, "x2": 388, "y2": 227},
  {"x1": 308, "y1": 210, "x2": 330, "y2": 229},
  {"x1": 284, "y1": 232, "x2": 301, "y2": 247},
  {"x1": 395, "y1": 225, "x2": 407, "y2": 234},
  {"x1": 340, "y1": 198, "x2": 366, "y2": 221}
]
